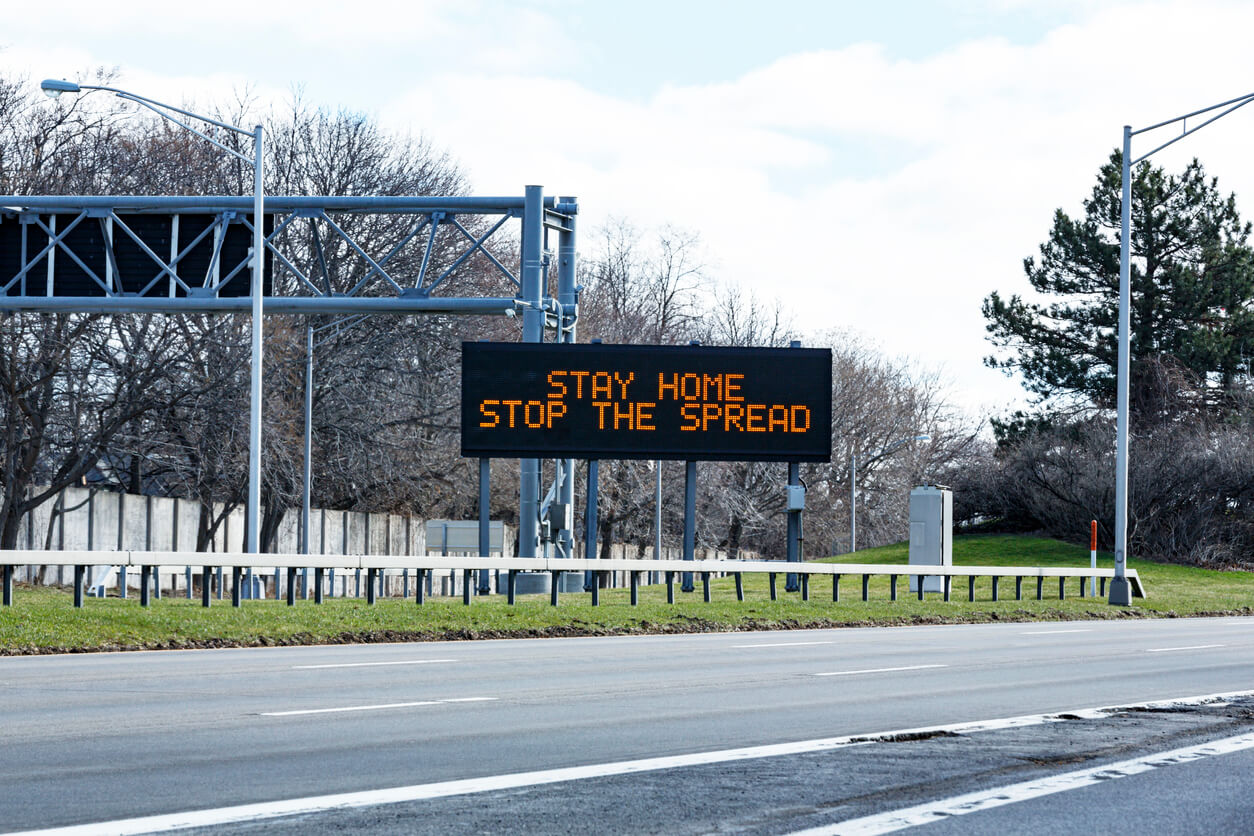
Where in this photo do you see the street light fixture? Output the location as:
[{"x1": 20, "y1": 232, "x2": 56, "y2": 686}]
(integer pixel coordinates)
[
  {"x1": 850, "y1": 434, "x2": 929, "y2": 553},
  {"x1": 40, "y1": 78, "x2": 267, "y2": 559},
  {"x1": 1111, "y1": 91, "x2": 1254, "y2": 606}
]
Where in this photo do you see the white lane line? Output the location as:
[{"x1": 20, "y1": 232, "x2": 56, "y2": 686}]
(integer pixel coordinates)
[
  {"x1": 814, "y1": 664, "x2": 946, "y2": 677},
  {"x1": 291, "y1": 659, "x2": 457, "y2": 670},
  {"x1": 262, "y1": 697, "x2": 496, "y2": 717},
  {"x1": 1145, "y1": 644, "x2": 1225, "y2": 653},
  {"x1": 732, "y1": 641, "x2": 834, "y2": 648},
  {"x1": 1021, "y1": 629, "x2": 1091, "y2": 635},
  {"x1": 787, "y1": 731, "x2": 1254, "y2": 835},
  {"x1": 17, "y1": 688, "x2": 1254, "y2": 836}
]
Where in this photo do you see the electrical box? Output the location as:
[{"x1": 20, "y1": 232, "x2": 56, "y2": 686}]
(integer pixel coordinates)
[
  {"x1": 546, "y1": 502, "x2": 573, "y2": 533},
  {"x1": 786, "y1": 485, "x2": 806, "y2": 512},
  {"x1": 908, "y1": 485, "x2": 952, "y2": 593}
]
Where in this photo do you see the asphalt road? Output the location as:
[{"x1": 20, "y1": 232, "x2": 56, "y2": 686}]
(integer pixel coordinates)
[{"x1": 3, "y1": 616, "x2": 1253, "y2": 834}]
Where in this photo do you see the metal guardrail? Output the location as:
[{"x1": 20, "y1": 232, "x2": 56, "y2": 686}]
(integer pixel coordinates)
[{"x1": 0, "y1": 550, "x2": 1145, "y2": 609}]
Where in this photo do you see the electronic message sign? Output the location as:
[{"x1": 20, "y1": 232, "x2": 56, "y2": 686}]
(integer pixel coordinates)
[{"x1": 461, "y1": 342, "x2": 832, "y2": 462}]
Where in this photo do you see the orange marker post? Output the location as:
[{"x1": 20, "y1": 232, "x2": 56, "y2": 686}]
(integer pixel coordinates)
[{"x1": 1090, "y1": 520, "x2": 1098, "y2": 595}]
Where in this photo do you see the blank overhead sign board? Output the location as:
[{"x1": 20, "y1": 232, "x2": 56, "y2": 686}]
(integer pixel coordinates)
[
  {"x1": 461, "y1": 342, "x2": 832, "y2": 462},
  {"x1": 0, "y1": 212, "x2": 272, "y2": 298}
]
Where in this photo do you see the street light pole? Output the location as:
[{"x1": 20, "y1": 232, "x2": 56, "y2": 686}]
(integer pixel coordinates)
[
  {"x1": 41, "y1": 79, "x2": 267, "y2": 560},
  {"x1": 247, "y1": 124, "x2": 264, "y2": 556},
  {"x1": 850, "y1": 434, "x2": 929, "y2": 553},
  {"x1": 1111, "y1": 91, "x2": 1254, "y2": 606}
]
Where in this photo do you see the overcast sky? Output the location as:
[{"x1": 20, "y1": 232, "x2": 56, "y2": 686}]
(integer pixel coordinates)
[{"x1": 4, "y1": 0, "x2": 1254, "y2": 419}]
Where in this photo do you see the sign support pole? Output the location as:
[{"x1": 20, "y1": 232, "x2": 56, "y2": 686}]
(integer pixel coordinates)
[
  {"x1": 478, "y1": 458, "x2": 491, "y2": 594},
  {"x1": 584, "y1": 460, "x2": 599, "y2": 590},
  {"x1": 518, "y1": 186, "x2": 544, "y2": 562},
  {"x1": 682, "y1": 460, "x2": 696, "y2": 592},
  {"x1": 786, "y1": 461, "x2": 800, "y2": 592}
]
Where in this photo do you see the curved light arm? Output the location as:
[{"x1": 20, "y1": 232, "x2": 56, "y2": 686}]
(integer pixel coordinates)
[
  {"x1": 1132, "y1": 91, "x2": 1254, "y2": 165},
  {"x1": 40, "y1": 79, "x2": 254, "y2": 165}
]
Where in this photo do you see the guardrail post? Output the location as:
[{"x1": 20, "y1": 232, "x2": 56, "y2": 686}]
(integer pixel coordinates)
[
  {"x1": 462, "y1": 570, "x2": 472, "y2": 606},
  {"x1": 800, "y1": 573, "x2": 809, "y2": 601},
  {"x1": 735, "y1": 572, "x2": 744, "y2": 602},
  {"x1": 591, "y1": 575, "x2": 600, "y2": 606},
  {"x1": 286, "y1": 568, "x2": 297, "y2": 605},
  {"x1": 968, "y1": 576, "x2": 975, "y2": 602},
  {"x1": 943, "y1": 576, "x2": 951, "y2": 602},
  {"x1": 507, "y1": 570, "x2": 516, "y2": 605},
  {"x1": 2, "y1": 565, "x2": 12, "y2": 606},
  {"x1": 75, "y1": 565, "x2": 85, "y2": 608},
  {"x1": 630, "y1": 571, "x2": 639, "y2": 606},
  {"x1": 1080, "y1": 577, "x2": 1087, "y2": 598},
  {"x1": 769, "y1": 573, "x2": 777, "y2": 601},
  {"x1": 862, "y1": 574, "x2": 870, "y2": 602},
  {"x1": 832, "y1": 574, "x2": 840, "y2": 602},
  {"x1": 415, "y1": 569, "x2": 426, "y2": 605},
  {"x1": 702, "y1": 572, "x2": 710, "y2": 603},
  {"x1": 916, "y1": 576, "x2": 924, "y2": 601},
  {"x1": 1036, "y1": 577, "x2": 1044, "y2": 600},
  {"x1": 232, "y1": 568, "x2": 242, "y2": 607},
  {"x1": 1059, "y1": 577, "x2": 1065, "y2": 600},
  {"x1": 314, "y1": 568, "x2": 324, "y2": 604},
  {"x1": 992, "y1": 577, "x2": 999, "y2": 602},
  {"x1": 550, "y1": 571, "x2": 561, "y2": 606},
  {"x1": 1100, "y1": 576, "x2": 1107, "y2": 596},
  {"x1": 890, "y1": 575, "x2": 897, "y2": 601},
  {"x1": 1016, "y1": 576, "x2": 1023, "y2": 600},
  {"x1": 140, "y1": 566, "x2": 151, "y2": 607},
  {"x1": 202, "y1": 566, "x2": 212, "y2": 608},
  {"x1": 666, "y1": 571, "x2": 674, "y2": 604}
]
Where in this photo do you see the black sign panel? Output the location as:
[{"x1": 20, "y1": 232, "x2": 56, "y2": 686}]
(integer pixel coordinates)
[
  {"x1": 462, "y1": 342, "x2": 832, "y2": 462},
  {"x1": 1, "y1": 213, "x2": 273, "y2": 297}
]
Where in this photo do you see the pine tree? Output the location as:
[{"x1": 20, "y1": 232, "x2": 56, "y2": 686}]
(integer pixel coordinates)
[{"x1": 983, "y1": 151, "x2": 1254, "y2": 420}]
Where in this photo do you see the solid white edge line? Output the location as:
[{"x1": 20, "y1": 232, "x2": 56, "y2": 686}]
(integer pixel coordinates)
[
  {"x1": 788, "y1": 731, "x2": 1254, "y2": 836},
  {"x1": 262, "y1": 697, "x2": 496, "y2": 717},
  {"x1": 292, "y1": 659, "x2": 458, "y2": 669},
  {"x1": 814, "y1": 664, "x2": 946, "y2": 677},
  {"x1": 15, "y1": 688, "x2": 1254, "y2": 836},
  {"x1": 1145, "y1": 644, "x2": 1225, "y2": 652}
]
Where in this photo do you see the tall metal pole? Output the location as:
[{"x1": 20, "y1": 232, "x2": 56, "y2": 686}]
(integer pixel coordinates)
[
  {"x1": 301, "y1": 323, "x2": 313, "y2": 599},
  {"x1": 1110, "y1": 124, "x2": 1134, "y2": 606},
  {"x1": 557, "y1": 195, "x2": 577, "y2": 563},
  {"x1": 246, "y1": 124, "x2": 265, "y2": 557},
  {"x1": 518, "y1": 186, "x2": 544, "y2": 560},
  {"x1": 850, "y1": 454, "x2": 857, "y2": 553},
  {"x1": 654, "y1": 461, "x2": 662, "y2": 561}
]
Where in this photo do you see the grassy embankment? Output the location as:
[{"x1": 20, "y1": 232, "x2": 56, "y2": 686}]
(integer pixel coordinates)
[{"x1": 0, "y1": 534, "x2": 1250, "y2": 654}]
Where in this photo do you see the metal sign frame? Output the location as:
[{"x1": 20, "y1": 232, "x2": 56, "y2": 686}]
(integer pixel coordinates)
[{"x1": 0, "y1": 187, "x2": 578, "y2": 561}]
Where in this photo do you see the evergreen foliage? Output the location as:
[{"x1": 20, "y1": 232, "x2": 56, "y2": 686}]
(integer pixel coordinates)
[{"x1": 983, "y1": 151, "x2": 1254, "y2": 422}]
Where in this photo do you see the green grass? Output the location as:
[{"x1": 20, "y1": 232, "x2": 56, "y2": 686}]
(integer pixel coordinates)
[{"x1": 1, "y1": 535, "x2": 1250, "y2": 654}]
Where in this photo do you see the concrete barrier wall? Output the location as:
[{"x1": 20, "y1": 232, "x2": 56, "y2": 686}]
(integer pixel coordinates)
[{"x1": 9, "y1": 486, "x2": 756, "y2": 596}]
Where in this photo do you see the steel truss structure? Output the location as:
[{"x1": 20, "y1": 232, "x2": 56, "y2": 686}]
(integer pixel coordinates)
[{"x1": 0, "y1": 187, "x2": 579, "y2": 561}]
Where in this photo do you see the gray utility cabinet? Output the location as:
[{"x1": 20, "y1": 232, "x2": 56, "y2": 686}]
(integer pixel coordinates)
[{"x1": 908, "y1": 486, "x2": 952, "y2": 593}]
